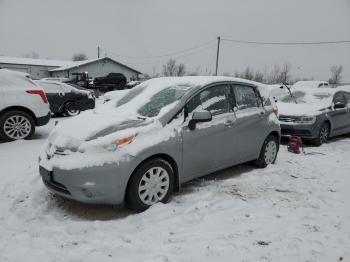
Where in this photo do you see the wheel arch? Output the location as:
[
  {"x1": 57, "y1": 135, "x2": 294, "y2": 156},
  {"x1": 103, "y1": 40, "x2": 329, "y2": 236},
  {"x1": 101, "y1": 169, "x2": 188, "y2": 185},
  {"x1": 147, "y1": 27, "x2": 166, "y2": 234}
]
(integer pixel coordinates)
[
  {"x1": 127, "y1": 153, "x2": 180, "y2": 194},
  {"x1": 267, "y1": 130, "x2": 280, "y2": 141},
  {"x1": 0, "y1": 106, "x2": 37, "y2": 125}
]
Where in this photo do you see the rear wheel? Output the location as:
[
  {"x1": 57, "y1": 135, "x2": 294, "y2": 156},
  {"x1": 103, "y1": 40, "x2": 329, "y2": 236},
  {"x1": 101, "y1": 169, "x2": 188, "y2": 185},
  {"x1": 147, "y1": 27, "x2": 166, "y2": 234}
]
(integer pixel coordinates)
[
  {"x1": 126, "y1": 158, "x2": 174, "y2": 212},
  {"x1": 0, "y1": 111, "x2": 35, "y2": 141},
  {"x1": 64, "y1": 102, "x2": 80, "y2": 117},
  {"x1": 254, "y1": 135, "x2": 279, "y2": 168}
]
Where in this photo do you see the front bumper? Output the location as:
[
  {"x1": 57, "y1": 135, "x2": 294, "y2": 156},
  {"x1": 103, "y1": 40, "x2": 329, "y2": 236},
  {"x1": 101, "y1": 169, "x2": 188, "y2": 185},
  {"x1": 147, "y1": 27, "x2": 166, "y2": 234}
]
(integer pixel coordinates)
[
  {"x1": 39, "y1": 160, "x2": 133, "y2": 205},
  {"x1": 280, "y1": 122, "x2": 319, "y2": 139}
]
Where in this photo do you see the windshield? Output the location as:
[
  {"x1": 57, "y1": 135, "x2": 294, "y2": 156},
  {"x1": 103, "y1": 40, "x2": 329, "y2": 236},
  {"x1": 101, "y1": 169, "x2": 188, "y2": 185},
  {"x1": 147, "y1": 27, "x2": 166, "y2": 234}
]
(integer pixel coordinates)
[
  {"x1": 138, "y1": 86, "x2": 187, "y2": 117},
  {"x1": 111, "y1": 83, "x2": 189, "y2": 118},
  {"x1": 280, "y1": 90, "x2": 332, "y2": 105},
  {"x1": 116, "y1": 85, "x2": 146, "y2": 107}
]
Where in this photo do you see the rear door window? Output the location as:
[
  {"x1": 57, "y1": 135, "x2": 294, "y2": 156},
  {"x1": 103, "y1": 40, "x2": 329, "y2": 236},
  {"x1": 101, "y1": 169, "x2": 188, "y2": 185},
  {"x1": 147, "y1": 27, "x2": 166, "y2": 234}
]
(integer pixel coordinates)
[
  {"x1": 40, "y1": 82, "x2": 63, "y2": 93},
  {"x1": 233, "y1": 85, "x2": 260, "y2": 110},
  {"x1": 187, "y1": 85, "x2": 231, "y2": 116}
]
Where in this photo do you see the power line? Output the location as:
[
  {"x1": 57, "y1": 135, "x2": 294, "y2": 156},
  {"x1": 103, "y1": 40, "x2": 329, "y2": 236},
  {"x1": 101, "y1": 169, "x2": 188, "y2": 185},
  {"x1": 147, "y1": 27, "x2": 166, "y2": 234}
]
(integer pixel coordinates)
[
  {"x1": 100, "y1": 39, "x2": 216, "y2": 60},
  {"x1": 221, "y1": 38, "x2": 350, "y2": 45},
  {"x1": 106, "y1": 43, "x2": 216, "y2": 66}
]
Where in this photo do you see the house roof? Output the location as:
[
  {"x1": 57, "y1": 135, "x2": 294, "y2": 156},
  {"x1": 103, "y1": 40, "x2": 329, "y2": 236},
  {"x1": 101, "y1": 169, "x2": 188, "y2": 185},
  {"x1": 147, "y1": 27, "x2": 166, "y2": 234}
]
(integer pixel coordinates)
[
  {"x1": 0, "y1": 56, "x2": 141, "y2": 74},
  {"x1": 49, "y1": 57, "x2": 142, "y2": 74},
  {"x1": 0, "y1": 56, "x2": 70, "y2": 67}
]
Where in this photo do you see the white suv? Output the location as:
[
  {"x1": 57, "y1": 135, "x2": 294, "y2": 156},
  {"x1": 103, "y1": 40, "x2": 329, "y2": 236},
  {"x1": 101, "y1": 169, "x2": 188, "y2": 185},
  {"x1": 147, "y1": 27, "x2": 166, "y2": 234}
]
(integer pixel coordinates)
[{"x1": 0, "y1": 69, "x2": 50, "y2": 141}]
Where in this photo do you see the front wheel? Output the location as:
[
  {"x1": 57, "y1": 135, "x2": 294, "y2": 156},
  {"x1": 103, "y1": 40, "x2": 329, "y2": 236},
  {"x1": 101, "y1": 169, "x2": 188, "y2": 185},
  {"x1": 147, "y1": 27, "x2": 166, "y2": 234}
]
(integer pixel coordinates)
[
  {"x1": 126, "y1": 158, "x2": 174, "y2": 212},
  {"x1": 0, "y1": 111, "x2": 35, "y2": 141},
  {"x1": 311, "y1": 122, "x2": 330, "y2": 146},
  {"x1": 254, "y1": 135, "x2": 279, "y2": 168}
]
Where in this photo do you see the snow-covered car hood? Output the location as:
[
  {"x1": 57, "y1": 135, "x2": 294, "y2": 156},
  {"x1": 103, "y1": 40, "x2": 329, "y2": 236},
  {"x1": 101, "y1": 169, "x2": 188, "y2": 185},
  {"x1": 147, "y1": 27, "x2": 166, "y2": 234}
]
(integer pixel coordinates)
[
  {"x1": 277, "y1": 102, "x2": 329, "y2": 116},
  {"x1": 47, "y1": 109, "x2": 153, "y2": 151}
]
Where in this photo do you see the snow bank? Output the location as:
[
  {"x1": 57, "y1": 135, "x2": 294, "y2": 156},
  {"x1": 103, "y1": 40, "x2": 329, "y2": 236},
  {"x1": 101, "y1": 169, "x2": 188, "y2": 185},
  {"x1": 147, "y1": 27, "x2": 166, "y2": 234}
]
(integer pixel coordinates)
[{"x1": 2, "y1": 120, "x2": 350, "y2": 261}]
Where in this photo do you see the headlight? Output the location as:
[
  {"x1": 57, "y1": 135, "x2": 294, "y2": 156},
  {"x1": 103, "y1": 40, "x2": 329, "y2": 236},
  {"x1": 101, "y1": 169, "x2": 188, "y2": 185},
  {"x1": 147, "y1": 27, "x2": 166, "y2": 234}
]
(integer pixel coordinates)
[
  {"x1": 116, "y1": 135, "x2": 136, "y2": 147},
  {"x1": 295, "y1": 116, "x2": 316, "y2": 124}
]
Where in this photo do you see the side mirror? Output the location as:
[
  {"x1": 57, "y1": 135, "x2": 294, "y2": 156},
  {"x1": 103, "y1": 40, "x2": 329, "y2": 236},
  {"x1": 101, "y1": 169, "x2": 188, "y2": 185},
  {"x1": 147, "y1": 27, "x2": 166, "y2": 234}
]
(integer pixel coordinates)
[
  {"x1": 334, "y1": 102, "x2": 346, "y2": 109},
  {"x1": 188, "y1": 110, "x2": 212, "y2": 130}
]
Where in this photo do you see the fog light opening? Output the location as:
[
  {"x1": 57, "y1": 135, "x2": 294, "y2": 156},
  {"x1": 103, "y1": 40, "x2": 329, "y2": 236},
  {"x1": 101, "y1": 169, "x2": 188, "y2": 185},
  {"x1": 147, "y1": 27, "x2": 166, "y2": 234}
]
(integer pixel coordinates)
[{"x1": 82, "y1": 188, "x2": 93, "y2": 198}]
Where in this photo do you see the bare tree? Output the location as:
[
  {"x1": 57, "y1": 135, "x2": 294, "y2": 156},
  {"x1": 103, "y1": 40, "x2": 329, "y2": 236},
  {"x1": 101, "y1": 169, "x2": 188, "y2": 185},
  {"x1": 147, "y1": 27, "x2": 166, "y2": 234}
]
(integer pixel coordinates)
[
  {"x1": 22, "y1": 51, "x2": 39, "y2": 59},
  {"x1": 233, "y1": 67, "x2": 265, "y2": 82},
  {"x1": 329, "y1": 65, "x2": 343, "y2": 86},
  {"x1": 176, "y1": 63, "x2": 186, "y2": 76},
  {"x1": 266, "y1": 62, "x2": 291, "y2": 84},
  {"x1": 162, "y1": 59, "x2": 186, "y2": 76},
  {"x1": 72, "y1": 53, "x2": 88, "y2": 61},
  {"x1": 254, "y1": 71, "x2": 265, "y2": 83}
]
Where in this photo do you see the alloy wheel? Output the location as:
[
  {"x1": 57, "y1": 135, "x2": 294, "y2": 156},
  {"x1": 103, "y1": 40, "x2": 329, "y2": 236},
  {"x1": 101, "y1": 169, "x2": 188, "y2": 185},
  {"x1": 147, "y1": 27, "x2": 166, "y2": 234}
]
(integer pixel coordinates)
[
  {"x1": 3, "y1": 115, "x2": 32, "y2": 140},
  {"x1": 319, "y1": 125, "x2": 329, "y2": 144}
]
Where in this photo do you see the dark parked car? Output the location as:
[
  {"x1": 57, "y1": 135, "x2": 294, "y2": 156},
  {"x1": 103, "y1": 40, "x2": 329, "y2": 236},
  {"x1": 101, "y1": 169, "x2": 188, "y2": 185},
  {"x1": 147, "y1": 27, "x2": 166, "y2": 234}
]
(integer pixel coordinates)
[
  {"x1": 277, "y1": 88, "x2": 350, "y2": 146},
  {"x1": 93, "y1": 73, "x2": 127, "y2": 91},
  {"x1": 36, "y1": 80, "x2": 95, "y2": 116}
]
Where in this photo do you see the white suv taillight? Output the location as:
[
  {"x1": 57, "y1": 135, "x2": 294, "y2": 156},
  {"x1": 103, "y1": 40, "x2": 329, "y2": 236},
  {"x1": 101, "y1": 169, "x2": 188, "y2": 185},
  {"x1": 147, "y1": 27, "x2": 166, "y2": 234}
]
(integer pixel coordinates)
[{"x1": 26, "y1": 90, "x2": 48, "y2": 104}]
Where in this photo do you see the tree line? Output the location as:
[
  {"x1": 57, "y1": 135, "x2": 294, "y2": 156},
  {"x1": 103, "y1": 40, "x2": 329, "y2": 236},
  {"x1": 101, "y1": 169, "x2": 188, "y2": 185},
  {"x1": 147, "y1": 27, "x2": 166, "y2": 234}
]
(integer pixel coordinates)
[{"x1": 155, "y1": 59, "x2": 344, "y2": 86}]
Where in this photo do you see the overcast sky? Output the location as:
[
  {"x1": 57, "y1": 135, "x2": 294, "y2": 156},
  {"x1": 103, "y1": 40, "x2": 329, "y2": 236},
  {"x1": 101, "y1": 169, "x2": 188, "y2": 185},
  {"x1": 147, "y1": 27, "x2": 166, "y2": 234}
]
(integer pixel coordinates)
[{"x1": 0, "y1": 0, "x2": 349, "y2": 81}]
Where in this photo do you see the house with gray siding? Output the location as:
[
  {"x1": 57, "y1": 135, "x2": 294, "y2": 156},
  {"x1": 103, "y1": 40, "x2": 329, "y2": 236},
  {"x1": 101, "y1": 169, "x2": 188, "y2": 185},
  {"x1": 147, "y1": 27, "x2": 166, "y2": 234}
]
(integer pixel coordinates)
[
  {"x1": 0, "y1": 56, "x2": 141, "y2": 80},
  {"x1": 50, "y1": 57, "x2": 141, "y2": 80}
]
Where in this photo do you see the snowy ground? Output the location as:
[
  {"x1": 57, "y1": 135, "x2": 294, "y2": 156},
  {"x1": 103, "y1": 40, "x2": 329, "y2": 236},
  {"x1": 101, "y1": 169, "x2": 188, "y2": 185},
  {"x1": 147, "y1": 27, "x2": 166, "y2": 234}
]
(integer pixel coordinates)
[{"x1": 0, "y1": 118, "x2": 349, "y2": 262}]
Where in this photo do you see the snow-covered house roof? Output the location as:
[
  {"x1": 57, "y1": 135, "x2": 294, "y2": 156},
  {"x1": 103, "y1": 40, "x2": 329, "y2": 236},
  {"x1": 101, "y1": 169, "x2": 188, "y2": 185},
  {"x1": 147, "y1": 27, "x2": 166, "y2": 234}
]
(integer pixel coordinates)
[
  {"x1": 49, "y1": 57, "x2": 142, "y2": 74},
  {"x1": 0, "y1": 56, "x2": 141, "y2": 75},
  {"x1": 0, "y1": 56, "x2": 71, "y2": 67}
]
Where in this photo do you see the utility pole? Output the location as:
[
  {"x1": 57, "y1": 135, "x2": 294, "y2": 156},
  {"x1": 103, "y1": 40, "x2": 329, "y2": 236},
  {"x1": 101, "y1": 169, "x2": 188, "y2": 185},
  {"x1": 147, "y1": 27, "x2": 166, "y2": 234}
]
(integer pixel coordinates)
[
  {"x1": 98, "y1": 46, "x2": 100, "y2": 58},
  {"x1": 215, "y1": 36, "x2": 221, "y2": 76}
]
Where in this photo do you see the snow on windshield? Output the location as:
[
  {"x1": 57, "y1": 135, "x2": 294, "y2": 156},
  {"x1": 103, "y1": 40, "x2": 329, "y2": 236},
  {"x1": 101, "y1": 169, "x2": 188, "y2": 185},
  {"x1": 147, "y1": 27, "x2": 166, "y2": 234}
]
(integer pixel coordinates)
[
  {"x1": 138, "y1": 85, "x2": 188, "y2": 117},
  {"x1": 280, "y1": 90, "x2": 333, "y2": 106}
]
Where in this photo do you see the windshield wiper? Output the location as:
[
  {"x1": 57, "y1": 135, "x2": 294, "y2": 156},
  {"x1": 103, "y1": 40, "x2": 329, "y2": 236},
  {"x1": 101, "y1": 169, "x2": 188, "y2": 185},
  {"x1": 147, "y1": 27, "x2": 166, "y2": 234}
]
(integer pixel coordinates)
[
  {"x1": 281, "y1": 83, "x2": 298, "y2": 104},
  {"x1": 137, "y1": 116, "x2": 147, "y2": 120}
]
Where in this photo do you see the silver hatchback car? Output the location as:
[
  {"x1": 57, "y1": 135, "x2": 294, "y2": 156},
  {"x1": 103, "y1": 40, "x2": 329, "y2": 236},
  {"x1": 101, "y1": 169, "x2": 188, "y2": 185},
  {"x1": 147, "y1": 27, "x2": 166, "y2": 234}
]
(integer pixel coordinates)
[{"x1": 39, "y1": 77, "x2": 280, "y2": 211}]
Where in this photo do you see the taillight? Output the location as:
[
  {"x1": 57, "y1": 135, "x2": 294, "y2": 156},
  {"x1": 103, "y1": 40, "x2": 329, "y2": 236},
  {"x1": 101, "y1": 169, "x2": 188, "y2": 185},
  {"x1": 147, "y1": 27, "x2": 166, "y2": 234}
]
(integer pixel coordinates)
[
  {"x1": 272, "y1": 107, "x2": 278, "y2": 116},
  {"x1": 26, "y1": 90, "x2": 48, "y2": 104}
]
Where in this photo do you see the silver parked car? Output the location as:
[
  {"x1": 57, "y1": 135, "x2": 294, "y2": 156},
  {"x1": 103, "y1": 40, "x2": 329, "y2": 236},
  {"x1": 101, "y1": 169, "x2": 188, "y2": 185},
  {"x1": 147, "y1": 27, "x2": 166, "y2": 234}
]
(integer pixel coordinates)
[{"x1": 39, "y1": 77, "x2": 280, "y2": 211}]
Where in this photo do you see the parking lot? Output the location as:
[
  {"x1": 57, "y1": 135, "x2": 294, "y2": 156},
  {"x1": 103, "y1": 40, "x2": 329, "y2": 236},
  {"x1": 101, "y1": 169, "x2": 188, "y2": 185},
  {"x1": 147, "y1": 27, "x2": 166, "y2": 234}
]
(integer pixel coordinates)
[{"x1": 0, "y1": 116, "x2": 349, "y2": 261}]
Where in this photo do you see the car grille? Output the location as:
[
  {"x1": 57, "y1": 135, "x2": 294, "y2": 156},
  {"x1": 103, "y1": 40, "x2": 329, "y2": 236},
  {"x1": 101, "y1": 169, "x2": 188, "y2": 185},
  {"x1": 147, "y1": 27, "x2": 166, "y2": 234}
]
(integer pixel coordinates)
[{"x1": 279, "y1": 115, "x2": 296, "y2": 122}]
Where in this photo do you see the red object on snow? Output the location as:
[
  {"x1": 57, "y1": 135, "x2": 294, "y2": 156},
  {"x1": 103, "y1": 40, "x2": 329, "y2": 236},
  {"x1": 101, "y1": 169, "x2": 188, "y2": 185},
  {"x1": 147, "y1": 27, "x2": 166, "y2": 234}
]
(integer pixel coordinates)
[{"x1": 288, "y1": 136, "x2": 303, "y2": 154}]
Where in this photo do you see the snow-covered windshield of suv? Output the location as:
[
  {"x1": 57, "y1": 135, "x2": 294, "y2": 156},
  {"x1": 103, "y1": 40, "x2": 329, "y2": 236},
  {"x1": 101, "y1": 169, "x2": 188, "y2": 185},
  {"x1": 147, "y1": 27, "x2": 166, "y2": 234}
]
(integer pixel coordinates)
[
  {"x1": 280, "y1": 90, "x2": 332, "y2": 105},
  {"x1": 138, "y1": 86, "x2": 188, "y2": 117}
]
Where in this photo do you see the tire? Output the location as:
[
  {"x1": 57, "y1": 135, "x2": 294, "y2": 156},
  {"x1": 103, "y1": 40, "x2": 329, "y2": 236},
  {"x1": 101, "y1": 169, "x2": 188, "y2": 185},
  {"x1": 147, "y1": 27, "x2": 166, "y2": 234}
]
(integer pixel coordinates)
[
  {"x1": 311, "y1": 122, "x2": 330, "y2": 146},
  {"x1": 126, "y1": 158, "x2": 174, "y2": 212},
  {"x1": 64, "y1": 102, "x2": 80, "y2": 117},
  {"x1": 0, "y1": 111, "x2": 35, "y2": 142},
  {"x1": 254, "y1": 135, "x2": 279, "y2": 168}
]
